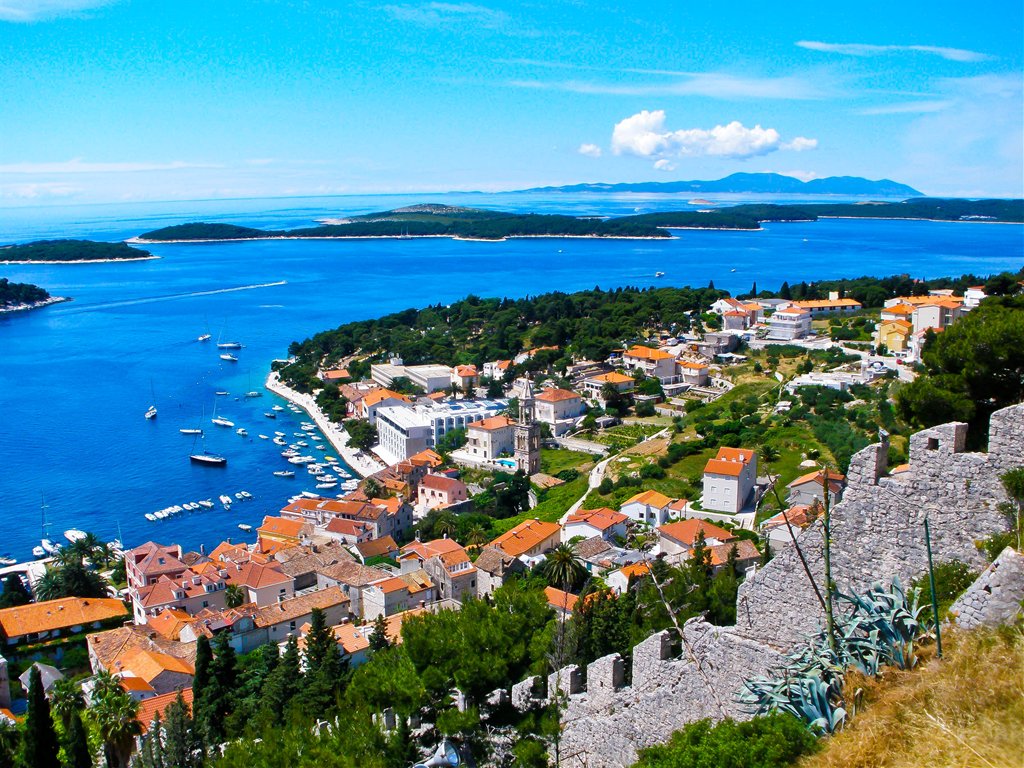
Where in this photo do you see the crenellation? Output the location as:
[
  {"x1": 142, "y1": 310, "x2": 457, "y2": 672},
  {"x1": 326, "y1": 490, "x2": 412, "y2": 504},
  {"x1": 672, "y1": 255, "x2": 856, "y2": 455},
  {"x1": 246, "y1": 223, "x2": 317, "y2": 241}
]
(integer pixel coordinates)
[
  {"x1": 547, "y1": 664, "x2": 583, "y2": 701},
  {"x1": 586, "y1": 653, "x2": 624, "y2": 706}
]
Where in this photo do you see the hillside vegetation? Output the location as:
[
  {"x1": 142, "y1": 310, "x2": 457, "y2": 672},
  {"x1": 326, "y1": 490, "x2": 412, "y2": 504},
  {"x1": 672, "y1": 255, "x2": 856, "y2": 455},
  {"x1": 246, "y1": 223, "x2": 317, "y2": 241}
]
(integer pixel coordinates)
[{"x1": 0, "y1": 239, "x2": 154, "y2": 262}]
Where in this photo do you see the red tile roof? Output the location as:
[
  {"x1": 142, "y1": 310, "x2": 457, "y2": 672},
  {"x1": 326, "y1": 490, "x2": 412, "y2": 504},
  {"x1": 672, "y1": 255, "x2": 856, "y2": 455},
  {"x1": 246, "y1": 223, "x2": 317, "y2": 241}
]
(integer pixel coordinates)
[
  {"x1": 658, "y1": 519, "x2": 735, "y2": 547},
  {"x1": 490, "y1": 519, "x2": 560, "y2": 557},
  {"x1": 535, "y1": 388, "x2": 582, "y2": 403},
  {"x1": 137, "y1": 688, "x2": 194, "y2": 733},
  {"x1": 565, "y1": 508, "x2": 627, "y2": 531},
  {"x1": 469, "y1": 415, "x2": 515, "y2": 431}
]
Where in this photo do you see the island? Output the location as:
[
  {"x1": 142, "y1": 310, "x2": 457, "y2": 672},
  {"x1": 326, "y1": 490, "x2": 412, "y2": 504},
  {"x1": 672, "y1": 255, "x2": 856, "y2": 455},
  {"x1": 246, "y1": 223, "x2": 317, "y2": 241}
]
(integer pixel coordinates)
[
  {"x1": 0, "y1": 239, "x2": 156, "y2": 264},
  {"x1": 0, "y1": 278, "x2": 68, "y2": 314},
  {"x1": 135, "y1": 198, "x2": 1024, "y2": 243}
]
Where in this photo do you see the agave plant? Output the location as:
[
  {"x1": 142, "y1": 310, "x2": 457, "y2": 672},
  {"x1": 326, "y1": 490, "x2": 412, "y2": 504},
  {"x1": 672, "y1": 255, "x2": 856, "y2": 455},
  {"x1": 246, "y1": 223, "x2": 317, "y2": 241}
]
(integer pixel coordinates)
[{"x1": 835, "y1": 577, "x2": 927, "y2": 670}]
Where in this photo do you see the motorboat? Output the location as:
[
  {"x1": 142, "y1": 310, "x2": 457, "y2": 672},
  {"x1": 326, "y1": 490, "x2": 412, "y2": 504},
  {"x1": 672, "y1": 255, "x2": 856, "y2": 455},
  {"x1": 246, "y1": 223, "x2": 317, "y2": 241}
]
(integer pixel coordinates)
[
  {"x1": 315, "y1": 444, "x2": 326, "y2": 451},
  {"x1": 300, "y1": 491, "x2": 321, "y2": 499},
  {"x1": 235, "y1": 492, "x2": 244, "y2": 500},
  {"x1": 220, "y1": 354, "x2": 238, "y2": 362},
  {"x1": 258, "y1": 434, "x2": 269, "y2": 440},
  {"x1": 245, "y1": 391, "x2": 262, "y2": 398},
  {"x1": 274, "y1": 431, "x2": 285, "y2": 437},
  {"x1": 190, "y1": 451, "x2": 227, "y2": 467},
  {"x1": 216, "y1": 391, "x2": 230, "y2": 396},
  {"x1": 212, "y1": 417, "x2": 234, "y2": 428},
  {"x1": 145, "y1": 513, "x2": 157, "y2": 521},
  {"x1": 180, "y1": 428, "x2": 203, "y2": 435},
  {"x1": 145, "y1": 405, "x2": 158, "y2": 420},
  {"x1": 236, "y1": 428, "x2": 248, "y2": 437},
  {"x1": 219, "y1": 495, "x2": 233, "y2": 507},
  {"x1": 264, "y1": 411, "x2": 276, "y2": 419},
  {"x1": 271, "y1": 405, "x2": 284, "y2": 412},
  {"x1": 0, "y1": 556, "x2": 17, "y2": 566},
  {"x1": 655, "y1": 271, "x2": 665, "y2": 278},
  {"x1": 238, "y1": 524, "x2": 253, "y2": 532},
  {"x1": 239, "y1": 491, "x2": 253, "y2": 499},
  {"x1": 273, "y1": 437, "x2": 287, "y2": 446},
  {"x1": 64, "y1": 529, "x2": 87, "y2": 544},
  {"x1": 41, "y1": 539, "x2": 60, "y2": 555},
  {"x1": 32, "y1": 546, "x2": 45, "y2": 558},
  {"x1": 316, "y1": 482, "x2": 338, "y2": 489},
  {"x1": 273, "y1": 470, "x2": 295, "y2": 478},
  {"x1": 198, "y1": 499, "x2": 214, "y2": 509},
  {"x1": 197, "y1": 333, "x2": 211, "y2": 342}
]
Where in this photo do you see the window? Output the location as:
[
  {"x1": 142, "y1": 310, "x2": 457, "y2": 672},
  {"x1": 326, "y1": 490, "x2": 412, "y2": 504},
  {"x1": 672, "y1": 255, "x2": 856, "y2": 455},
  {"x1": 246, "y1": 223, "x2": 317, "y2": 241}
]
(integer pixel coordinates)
[
  {"x1": 926, "y1": 437, "x2": 939, "y2": 450},
  {"x1": 202, "y1": 600, "x2": 209, "y2": 608},
  {"x1": 289, "y1": 621, "x2": 296, "y2": 631}
]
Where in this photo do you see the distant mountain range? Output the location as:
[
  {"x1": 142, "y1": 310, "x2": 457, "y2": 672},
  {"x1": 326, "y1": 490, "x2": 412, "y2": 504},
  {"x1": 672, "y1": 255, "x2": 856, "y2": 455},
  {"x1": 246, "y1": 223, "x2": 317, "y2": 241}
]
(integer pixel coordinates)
[{"x1": 518, "y1": 172, "x2": 923, "y2": 197}]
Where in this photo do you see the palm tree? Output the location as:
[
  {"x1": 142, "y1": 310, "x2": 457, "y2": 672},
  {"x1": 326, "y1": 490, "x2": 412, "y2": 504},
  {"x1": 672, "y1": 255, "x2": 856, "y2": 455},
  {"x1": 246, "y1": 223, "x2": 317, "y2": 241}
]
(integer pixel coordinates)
[
  {"x1": 435, "y1": 513, "x2": 457, "y2": 539},
  {"x1": 80, "y1": 532, "x2": 103, "y2": 561},
  {"x1": 94, "y1": 541, "x2": 117, "y2": 569},
  {"x1": 92, "y1": 686, "x2": 140, "y2": 768},
  {"x1": 224, "y1": 584, "x2": 245, "y2": 609},
  {"x1": 89, "y1": 670, "x2": 123, "y2": 704},
  {"x1": 466, "y1": 525, "x2": 488, "y2": 547},
  {"x1": 760, "y1": 444, "x2": 780, "y2": 465},
  {"x1": 543, "y1": 543, "x2": 586, "y2": 591},
  {"x1": 32, "y1": 568, "x2": 63, "y2": 601},
  {"x1": 50, "y1": 678, "x2": 84, "y2": 729}
]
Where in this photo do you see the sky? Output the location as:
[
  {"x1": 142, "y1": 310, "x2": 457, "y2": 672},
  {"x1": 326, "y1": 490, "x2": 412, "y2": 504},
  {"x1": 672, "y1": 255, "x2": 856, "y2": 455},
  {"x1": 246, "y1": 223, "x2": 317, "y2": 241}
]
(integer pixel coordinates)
[{"x1": 0, "y1": 0, "x2": 1021, "y2": 206}]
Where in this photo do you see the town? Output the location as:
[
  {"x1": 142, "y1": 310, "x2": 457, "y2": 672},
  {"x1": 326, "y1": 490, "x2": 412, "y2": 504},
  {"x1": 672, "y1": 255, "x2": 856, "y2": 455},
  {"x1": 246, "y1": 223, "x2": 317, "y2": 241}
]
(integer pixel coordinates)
[{"x1": 0, "y1": 273, "x2": 1021, "y2": 768}]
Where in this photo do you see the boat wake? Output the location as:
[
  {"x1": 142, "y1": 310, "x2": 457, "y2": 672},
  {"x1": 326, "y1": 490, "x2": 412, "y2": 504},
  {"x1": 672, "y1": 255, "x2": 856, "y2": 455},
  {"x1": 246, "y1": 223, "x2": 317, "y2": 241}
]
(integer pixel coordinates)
[{"x1": 62, "y1": 281, "x2": 288, "y2": 314}]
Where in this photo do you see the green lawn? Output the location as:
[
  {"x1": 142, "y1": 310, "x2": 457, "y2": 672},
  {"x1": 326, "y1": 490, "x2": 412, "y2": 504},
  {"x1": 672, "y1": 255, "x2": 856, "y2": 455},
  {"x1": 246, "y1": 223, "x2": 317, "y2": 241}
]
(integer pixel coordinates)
[
  {"x1": 490, "y1": 475, "x2": 589, "y2": 535},
  {"x1": 540, "y1": 448, "x2": 595, "y2": 476}
]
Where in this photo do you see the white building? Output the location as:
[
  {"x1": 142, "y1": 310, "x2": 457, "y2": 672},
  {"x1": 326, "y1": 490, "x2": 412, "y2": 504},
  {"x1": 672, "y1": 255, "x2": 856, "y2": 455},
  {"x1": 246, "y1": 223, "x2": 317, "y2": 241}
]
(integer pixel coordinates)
[
  {"x1": 375, "y1": 398, "x2": 509, "y2": 463},
  {"x1": 964, "y1": 286, "x2": 986, "y2": 309},
  {"x1": 790, "y1": 292, "x2": 863, "y2": 316},
  {"x1": 621, "y1": 346, "x2": 678, "y2": 382},
  {"x1": 701, "y1": 447, "x2": 757, "y2": 514},
  {"x1": 533, "y1": 388, "x2": 585, "y2": 437},
  {"x1": 766, "y1": 307, "x2": 811, "y2": 340},
  {"x1": 619, "y1": 490, "x2": 674, "y2": 526},
  {"x1": 371, "y1": 361, "x2": 454, "y2": 393},
  {"x1": 562, "y1": 508, "x2": 628, "y2": 543},
  {"x1": 580, "y1": 372, "x2": 635, "y2": 404},
  {"x1": 464, "y1": 415, "x2": 515, "y2": 461}
]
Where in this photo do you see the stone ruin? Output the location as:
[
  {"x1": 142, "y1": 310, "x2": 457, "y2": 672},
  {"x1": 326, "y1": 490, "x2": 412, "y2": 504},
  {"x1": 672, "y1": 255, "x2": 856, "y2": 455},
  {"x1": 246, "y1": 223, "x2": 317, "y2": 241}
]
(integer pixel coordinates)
[{"x1": 498, "y1": 403, "x2": 1024, "y2": 767}]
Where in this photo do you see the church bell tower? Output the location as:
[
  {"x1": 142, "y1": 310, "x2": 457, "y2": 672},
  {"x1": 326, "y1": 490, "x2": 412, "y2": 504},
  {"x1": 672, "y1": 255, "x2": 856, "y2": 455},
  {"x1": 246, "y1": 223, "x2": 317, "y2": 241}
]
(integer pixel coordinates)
[{"x1": 513, "y1": 378, "x2": 541, "y2": 476}]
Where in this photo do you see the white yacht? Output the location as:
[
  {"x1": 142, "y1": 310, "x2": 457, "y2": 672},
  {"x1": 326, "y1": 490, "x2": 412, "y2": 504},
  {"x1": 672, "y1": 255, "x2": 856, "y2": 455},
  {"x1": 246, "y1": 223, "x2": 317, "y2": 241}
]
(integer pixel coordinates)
[
  {"x1": 238, "y1": 523, "x2": 253, "y2": 532},
  {"x1": 197, "y1": 333, "x2": 212, "y2": 342},
  {"x1": 273, "y1": 470, "x2": 295, "y2": 478},
  {"x1": 219, "y1": 495, "x2": 233, "y2": 507},
  {"x1": 180, "y1": 428, "x2": 203, "y2": 435},
  {"x1": 220, "y1": 354, "x2": 238, "y2": 362},
  {"x1": 145, "y1": 405, "x2": 158, "y2": 420},
  {"x1": 212, "y1": 417, "x2": 234, "y2": 428},
  {"x1": 236, "y1": 428, "x2": 248, "y2": 437},
  {"x1": 64, "y1": 529, "x2": 87, "y2": 544}
]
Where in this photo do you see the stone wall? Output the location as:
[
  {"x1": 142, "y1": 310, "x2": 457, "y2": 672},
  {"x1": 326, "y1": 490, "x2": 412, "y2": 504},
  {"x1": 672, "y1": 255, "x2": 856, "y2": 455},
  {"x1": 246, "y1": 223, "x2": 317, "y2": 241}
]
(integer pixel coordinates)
[
  {"x1": 513, "y1": 403, "x2": 1024, "y2": 768},
  {"x1": 949, "y1": 546, "x2": 1024, "y2": 629}
]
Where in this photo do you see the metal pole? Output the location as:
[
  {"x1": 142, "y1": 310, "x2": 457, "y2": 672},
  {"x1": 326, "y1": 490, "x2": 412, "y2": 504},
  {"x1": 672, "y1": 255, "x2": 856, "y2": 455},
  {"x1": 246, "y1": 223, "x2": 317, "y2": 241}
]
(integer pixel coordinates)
[{"x1": 924, "y1": 516, "x2": 942, "y2": 659}]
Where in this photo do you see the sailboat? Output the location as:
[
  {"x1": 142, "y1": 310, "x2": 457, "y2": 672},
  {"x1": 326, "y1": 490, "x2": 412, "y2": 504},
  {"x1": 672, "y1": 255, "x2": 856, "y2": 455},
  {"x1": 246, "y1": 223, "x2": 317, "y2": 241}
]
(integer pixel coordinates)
[
  {"x1": 216, "y1": 323, "x2": 242, "y2": 350},
  {"x1": 189, "y1": 434, "x2": 227, "y2": 467},
  {"x1": 180, "y1": 406, "x2": 204, "y2": 435},
  {"x1": 211, "y1": 398, "x2": 234, "y2": 428},
  {"x1": 38, "y1": 495, "x2": 58, "y2": 556}
]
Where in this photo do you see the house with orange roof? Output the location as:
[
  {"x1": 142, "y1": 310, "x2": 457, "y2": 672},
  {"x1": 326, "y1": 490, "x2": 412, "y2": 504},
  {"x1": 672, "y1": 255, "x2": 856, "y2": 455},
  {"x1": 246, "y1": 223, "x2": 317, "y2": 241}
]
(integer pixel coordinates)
[
  {"x1": 417, "y1": 473, "x2": 469, "y2": 511},
  {"x1": 722, "y1": 309, "x2": 750, "y2": 332},
  {"x1": 606, "y1": 561, "x2": 651, "y2": 595},
  {"x1": 118, "y1": 673, "x2": 157, "y2": 701},
  {"x1": 110, "y1": 649, "x2": 195, "y2": 696},
  {"x1": 358, "y1": 388, "x2": 413, "y2": 424},
  {"x1": 451, "y1": 364, "x2": 479, "y2": 391},
  {"x1": 767, "y1": 306, "x2": 811, "y2": 340},
  {"x1": 353, "y1": 535, "x2": 400, "y2": 563},
  {"x1": 489, "y1": 519, "x2": 561, "y2": 560},
  {"x1": 483, "y1": 359, "x2": 513, "y2": 380},
  {"x1": 709, "y1": 296, "x2": 747, "y2": 316},
  {"x1": 876, "y1": 318, "x2": 913, "y2": 354},
  {"x1": 0, "y1": 597, "x2": 129, "y2": 645},
  {"x1": 534, "y1": 388, "x2": 585, "y2": 436},
  {"x1": 787, "y1": 468, "x2": 846, "y2": 506},
  {"x1": 178, "y1": 604, "x2": 265, "y2": 654},
  {"x1": 702, "y1": 446, "x2": 758, "y2": 514},
  {"x1": 791, "y1": 293, "x2": 863, "y2": 316},
  {"x1": 361, "y1": 569, "x2": 435, "y2": 620},
  {"x1": 319, "y1": 367, "x2": 351, "y2": 383},
  {"x1": 315, "y1": 561, "x2": 389, "y2": 618},
  {"x1": 708, "y1": 540, "x2": 761, "y2": 573},
  {"x1": 464, "y1": 415, "x2": 516, "y2": 461},
  {"x1": 256, "y1": 516, "x2": 308, "y2": 548},
  {"x1": 544, "y1": 586, "x2": 579, "y2": 618},
  {"x1": 254, "y1": 586, "x2": 350, "y2": 643},
  {"x1": 323, "y1": 516, "x2": 375, "y2": 546},
  {"x1": 136, "y1": 688, "x2": 193, "y2": 733},
  {"x1": 622, "y1": 345, "x2": 678, "y2": 382},
  {"x1": 580, "y1": 371, "x2": 635, "y2": 404},
  {"x1": 658, "y1": 519, "x2": 735, "y2": 562},
  {"x1": 146, "y1": 608, "x2": 193, "y2": 641},
  {"x1": 399, "y1": 538, "x2": 477, "y2": 602},
  {"x1": 963, "y1": 286, "x2": 986, "y2": 308},
  {"x1": 880, "y1": 302, "x2": 916, "y2": 322},
  {"x1": 911, "y1": 299, "x2": 964, "y2": 337},
  {"x1": 125, "y1": 542, "x2": 190, "y2": 594},
  {"x1": 562, "y1": 508, "x2": 628, "y2": 543},
  {"x1": 620, "y1": 489, "x2": 675, "y2": 526},
  {"x1": 677, "y1": 360, "x2": 710, "y2": 386},
  {"x1": 760, "y1": 504, "x2": 818, "y2": 548}
]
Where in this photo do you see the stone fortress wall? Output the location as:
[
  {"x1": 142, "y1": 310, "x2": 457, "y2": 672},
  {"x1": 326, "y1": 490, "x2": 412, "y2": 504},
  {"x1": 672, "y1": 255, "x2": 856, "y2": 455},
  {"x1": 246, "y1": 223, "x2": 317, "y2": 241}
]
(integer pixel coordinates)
[{"x1": 502, "y1": 403, "x2": 1024, "y2": 768}]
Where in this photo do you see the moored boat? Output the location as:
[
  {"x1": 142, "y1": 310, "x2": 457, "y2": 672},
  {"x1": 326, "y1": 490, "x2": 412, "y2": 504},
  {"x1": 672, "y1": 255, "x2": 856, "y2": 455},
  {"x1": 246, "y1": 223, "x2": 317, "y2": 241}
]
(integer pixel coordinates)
[
  {"x1": 220, "y1": 354, "x2": 238, "y2": 362},
  {"x1": 238, "y1": 523, "x2": 252, "y2": 532},
  {"x1": 190, "y1": 452, "x2": 227, "y2": 467},
  {"x1": 145, "y1": 405, "x2": 158, "y2": 420},
  {"x1": 273, "y1": 470, "x2": 295, "y2": 478},
  {"x1": 64, "y1": 529, "x2": 87, "y2": 544},
  {"x1": 180, "y1": 428, "x2": 203, "y2": 435},
  {"x1": 217, "y1": 341, "x2": 242, "y2": 349}
]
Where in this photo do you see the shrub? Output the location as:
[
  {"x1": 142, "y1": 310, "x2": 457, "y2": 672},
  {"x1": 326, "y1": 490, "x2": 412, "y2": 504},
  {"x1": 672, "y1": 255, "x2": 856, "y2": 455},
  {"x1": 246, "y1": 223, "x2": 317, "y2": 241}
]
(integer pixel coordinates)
[
  {"x1": 911, "y1": 560, "x2": 977, "y2": 619},
  {"x1": 639, "y1": 463, "x2": 666, "y2": 479}
]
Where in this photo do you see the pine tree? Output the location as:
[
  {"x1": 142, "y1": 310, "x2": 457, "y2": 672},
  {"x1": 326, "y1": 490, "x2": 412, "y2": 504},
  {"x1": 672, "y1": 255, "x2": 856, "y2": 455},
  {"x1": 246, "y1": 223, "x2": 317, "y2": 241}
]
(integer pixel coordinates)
[
  {"x1": 779, "y1": 281, "x2": 792, "y2": 300},
  {"x1": 203, "y1": 632, "x2": 237, "y2": 744},
  {"x1": 262, "y1": 634, "x2": 303, "y2": 724},
  {"x1": 369, "y1": 614, "x2": 391, "y2": 652},
  {"x1": 192, "y1": 634, "x2": 212, "y2": 746},
  {"x1": 163, "y1": 690, "x2": 201, "y2": 768},
  {"x1": 303, "y1": 608, "x2": 335, "y2": 672},
  {"x1": 65, "y1": 709, "x2": 92, "y2": 768},
  {"x1": 750, "y1": 281, "x2": 757, "y2": 297},
  {"x1": 707, "y1": 280, "x2": 715, "y2": 290},
  {"x1": 301, "y1": 608, "x2": 345, "y2": 714},
  {"x1": 22, "y1": 666, "x2": 59, "y2": 768}
]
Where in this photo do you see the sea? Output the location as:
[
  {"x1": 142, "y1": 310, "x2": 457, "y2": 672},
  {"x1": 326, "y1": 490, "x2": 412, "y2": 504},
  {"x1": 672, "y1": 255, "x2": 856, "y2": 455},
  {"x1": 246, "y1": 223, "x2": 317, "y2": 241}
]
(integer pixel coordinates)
[{"x1": 1, "y1": 191, "x2": 1022, "y2": 561}]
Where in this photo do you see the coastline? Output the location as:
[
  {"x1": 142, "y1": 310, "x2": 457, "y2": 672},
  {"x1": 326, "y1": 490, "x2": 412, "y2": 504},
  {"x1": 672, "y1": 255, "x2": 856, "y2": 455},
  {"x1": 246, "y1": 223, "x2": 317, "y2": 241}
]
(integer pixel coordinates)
[
  {"x1": 128, "y1": 233, "x2": 672, "y2": 244},
  {"x1": 0, "y1": 255, "x2": 160, "y2": 265},
  {"x1": 264, "y1": 371, "x2": 386, "y2": 479},
  {"x1": 818, "y1": 216, "x2": 1023, "y2": 225},
  {"x1": 0, "y1": 296, "x2": 71, "y2": 314}
]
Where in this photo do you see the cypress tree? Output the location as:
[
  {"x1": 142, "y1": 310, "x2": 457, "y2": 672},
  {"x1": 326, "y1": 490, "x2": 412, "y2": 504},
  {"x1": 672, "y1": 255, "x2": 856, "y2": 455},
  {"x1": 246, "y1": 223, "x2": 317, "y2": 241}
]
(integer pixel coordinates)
[
  {"x1": 369, "y1": 614, "x2": 390, "y2": 652},
  {"x1": 779, "y1": 281, "x2": 792, "y2": 300},
  {"x1": 192, "y1": 634, "x2": 212, "y2": 746},
  {"x1": 707, "y1": 280, "x2": 715, "y2": 290},
  {"x1": 203, "y1": 632, "x2": 237, "y2": 743},
  {"x1": 22, "y1": 666, "x2": 59, "y2": 768},
  {"x1": 750, "y1": 281, "x2": 757, "y2": 298},
  {"x1": 262, "y1": 634, "x2": 303, "y2": 724},
  {"x1": 65, "y1": 710, "x2": 93, "y2": 768},
  {"x1": 163, "y1": 691, "x2": 201, "y2": 768}
]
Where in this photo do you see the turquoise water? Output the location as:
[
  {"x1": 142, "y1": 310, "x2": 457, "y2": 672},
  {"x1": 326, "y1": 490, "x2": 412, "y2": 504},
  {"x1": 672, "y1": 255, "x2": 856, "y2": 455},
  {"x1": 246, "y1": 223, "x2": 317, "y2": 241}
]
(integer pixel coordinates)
[{"x1": 1, "y1": 192, "x2": 1021, "y2": 559}]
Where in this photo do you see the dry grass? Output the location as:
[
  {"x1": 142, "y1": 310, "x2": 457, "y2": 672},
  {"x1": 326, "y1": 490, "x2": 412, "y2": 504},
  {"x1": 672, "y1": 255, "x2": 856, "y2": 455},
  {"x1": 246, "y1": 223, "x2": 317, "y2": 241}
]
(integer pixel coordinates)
[{"x1": 799, "y1": 626, "x2": 1024, "y2": 768}]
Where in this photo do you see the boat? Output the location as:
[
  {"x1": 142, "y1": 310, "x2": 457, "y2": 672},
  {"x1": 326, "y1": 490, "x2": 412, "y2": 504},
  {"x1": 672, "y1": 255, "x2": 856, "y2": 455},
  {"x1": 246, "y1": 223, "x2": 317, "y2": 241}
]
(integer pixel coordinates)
[
  {"x1": 239, "y1": 491, "x2": 253, "y2": 499},
  {"x1": 145, "y1": 513, "x2": 157, "y2": 521},
  {"x1": 238, "y1": 524, "x2": 252, "y2": 532},
  {"x1": 215, "y1": 391, "x2": 229, "y2": 396},
  {"x1": 655, "y1": 271, "x2": 665, "y2": 277},
  {"x1": 197, "y1": 333, "x2": 212, "y2": 342},
  {"x1": 730, "y1": 268, "x2": 737, "y2": 272},
  {"x1": 180, "y1": 428, "x2": 203, "y2": 435},
  {"x1": 300, "y1": 491, "x2": 321, "y2": 499},
  {"x1": 272, "y1": 405, "x2": 284, "y2": 412},
  {"x1": 273, "y1": 470, "x2": 295, "y2": 478},
  {"x1": 220, "y1": 354, "x2": 238, "y2": 362},
  {"x1": 0, "y1": 556, "x2": 17, "y2": 566},
  {"x1": 63, "y1": 529, "x2": 87, "y2": 544},
  {"x1": 217, "y1": 341, "x2": 242, "y2": 350},
  {"x1": 258, "y1": 434, "x2": 269, "y2": 440},
  {"x1": 191, "y1": 451, "x2": 227, "y2": 466},
  {"x1": 274, "y1": 431, "x2": 285, "y2": 436},
  {"x1": 32, "y1": 546, "x2": 45, "y2": 558},
  {"x1": 219, "y1": 495, "x2": 233, "y2": 507},
  {"x1": 212, "y1": 417, "x2": 234, "y2": 427},
  {"x1": 273, "y1": 437, "x2": 287, "y2": 446},
  {"x1": 316, "y1": 482, "x2": 338, "y2": 489},
  {"x1": 236, "y1": 428, "x2": 248, "y2": 437},
  {"x1": 324, "y1": 455, "x2": 338, "y2": 463},
  {"x1": 296, "y1": 440, "x2": 308, "y2": 447},
  {"x1": 41, "y1": 538, "x2": 59, "y2": 555},
  {"x1": 244, "y1": 391, "x2": 262, "y2": 399},
  {"x1": 264, "y1": 411, "x2": 276, "y2": 419},
  {"x1": 315, "y1": 444, "x2": 326, "y2": 451},
  {"x1": 145, "y1": 405, "x2": 158, "y2": 420},
  {"x1": 198, "y1": 499, "x2": 214, "y2": 509}
]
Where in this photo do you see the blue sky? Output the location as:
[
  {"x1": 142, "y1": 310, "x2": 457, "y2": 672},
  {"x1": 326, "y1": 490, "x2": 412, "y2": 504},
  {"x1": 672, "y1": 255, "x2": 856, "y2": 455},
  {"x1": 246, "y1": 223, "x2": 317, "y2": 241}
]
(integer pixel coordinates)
[{"x1": 1, "y1": 0, "x2": 1021, "y2": 205}]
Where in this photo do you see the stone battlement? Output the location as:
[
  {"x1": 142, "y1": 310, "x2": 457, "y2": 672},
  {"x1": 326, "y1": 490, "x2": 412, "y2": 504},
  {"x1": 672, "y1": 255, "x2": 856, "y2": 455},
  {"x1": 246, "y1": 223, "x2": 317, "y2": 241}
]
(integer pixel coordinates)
[{"x1": 504, "y1": 403, "x2": 1024, "y2": 767}]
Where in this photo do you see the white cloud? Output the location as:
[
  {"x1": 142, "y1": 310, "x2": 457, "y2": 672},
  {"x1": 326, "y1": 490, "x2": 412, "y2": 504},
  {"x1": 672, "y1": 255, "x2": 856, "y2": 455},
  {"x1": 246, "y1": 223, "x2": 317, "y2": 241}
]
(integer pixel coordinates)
[
  {"x1": 780, "y1": 170, "x2": 821, "y2": 182},
  {"x1": 382, "y1": 2, "x2": 535, "y2": 34},
  {"x1": 653, "y1": 159, "x2": 675, "y2": 172},
  {"x1": 0, "y1": 0, "x2": 119, "y2": 22},
  {"x1": 796, "y1": 40, "x2": 991, "y2": 63},
  {"x1": 0, "y1": 159, "x2": 221, "y2": 174},
  {"x1": 508, "y1": 71, "x2": 825, "y2": 100},
  {"x1": 577, "y1": 143, "x2": 602, "y2": 158},
  {"x1": 857, "y1": 100, "x2": 956, "y2": 115},
  {"x1": 0, "y1": 181, "x2": 80, "y2": 199},
  {"x1": 610, "y1": 111, "x2": 817, "y2": 163}
]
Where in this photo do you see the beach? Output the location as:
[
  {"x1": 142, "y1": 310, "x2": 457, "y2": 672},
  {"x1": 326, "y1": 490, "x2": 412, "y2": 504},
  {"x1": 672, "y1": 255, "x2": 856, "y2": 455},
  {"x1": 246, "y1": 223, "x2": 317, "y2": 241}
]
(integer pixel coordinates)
[{"x1": 264, "y1": 371, "x2": 385, "y2": 478}]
